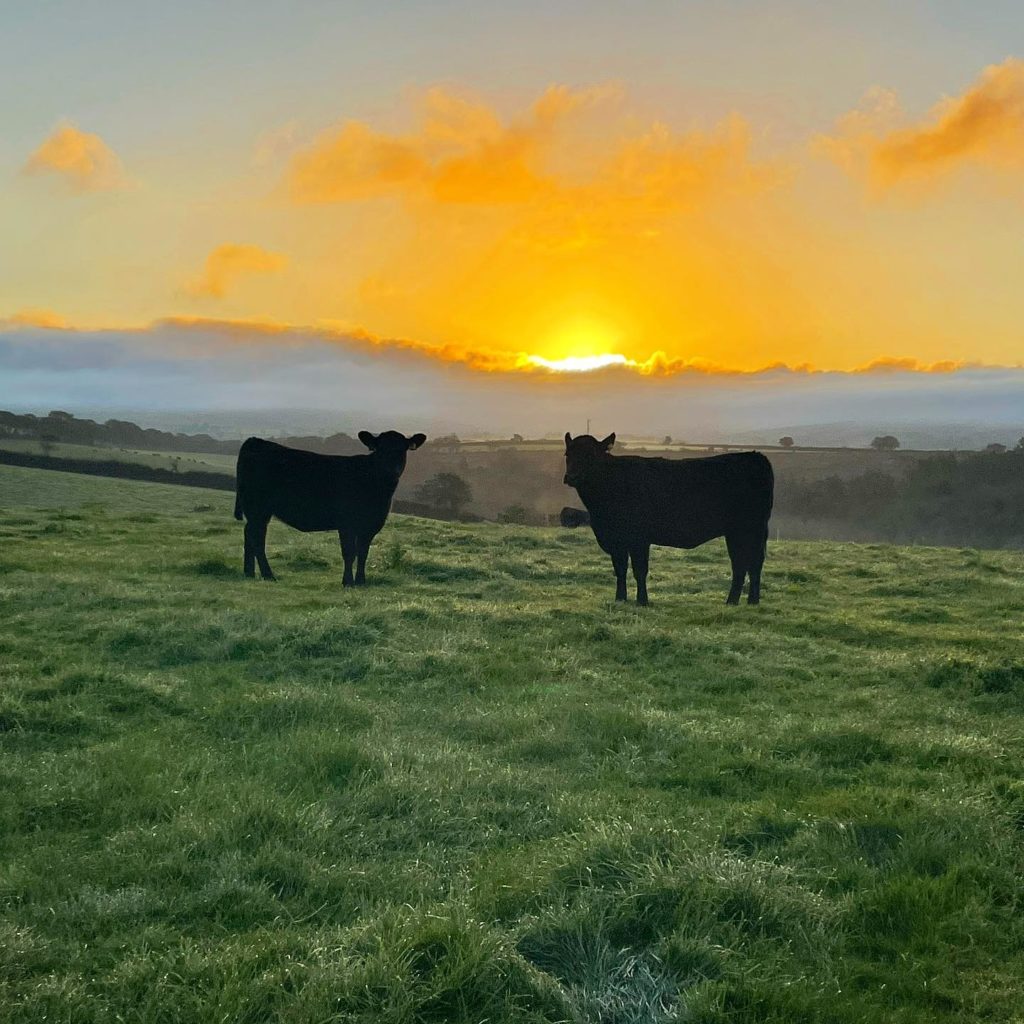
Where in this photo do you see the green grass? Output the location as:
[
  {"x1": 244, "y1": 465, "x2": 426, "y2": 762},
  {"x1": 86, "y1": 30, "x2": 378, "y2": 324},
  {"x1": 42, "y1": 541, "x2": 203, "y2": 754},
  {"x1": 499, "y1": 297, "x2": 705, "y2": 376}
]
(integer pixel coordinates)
[
  {"x1": 0, "y1": 438, "x2": 237, "y2": 473},
  {"x1": 1, "y1": 465, "x2": 1023, "y2": 1022},
  {"x1": 0, "y1": 462, "x2": 225, "y2": 512}
]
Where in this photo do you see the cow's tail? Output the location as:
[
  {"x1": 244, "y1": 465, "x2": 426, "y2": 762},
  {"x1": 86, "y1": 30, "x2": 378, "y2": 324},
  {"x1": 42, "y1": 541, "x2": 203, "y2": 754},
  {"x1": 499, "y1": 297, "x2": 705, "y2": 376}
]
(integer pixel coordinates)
[
  {"x1": 233, "y1": 487, "x2": 244, "y2": 521},
  {"x1": 763, "y1": 454, "x2": 775, "y2": 559}
]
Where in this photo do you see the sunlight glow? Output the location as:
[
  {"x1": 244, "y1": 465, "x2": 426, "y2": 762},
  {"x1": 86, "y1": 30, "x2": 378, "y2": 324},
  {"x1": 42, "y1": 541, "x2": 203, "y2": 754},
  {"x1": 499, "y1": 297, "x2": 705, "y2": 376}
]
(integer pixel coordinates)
[{"x1": 523, "y1": 352, "x2": 634, "y2": 372}]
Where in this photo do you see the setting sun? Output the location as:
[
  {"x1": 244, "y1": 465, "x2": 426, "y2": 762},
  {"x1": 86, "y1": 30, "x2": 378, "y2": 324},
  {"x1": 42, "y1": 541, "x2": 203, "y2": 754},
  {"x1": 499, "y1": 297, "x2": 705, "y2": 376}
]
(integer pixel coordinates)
[
  {"x1": 522, "y1": 352, "x2": 632, "y2": 372},
  {"x1": 519, "y1": 316, "x2": 635, "y2": 372}
]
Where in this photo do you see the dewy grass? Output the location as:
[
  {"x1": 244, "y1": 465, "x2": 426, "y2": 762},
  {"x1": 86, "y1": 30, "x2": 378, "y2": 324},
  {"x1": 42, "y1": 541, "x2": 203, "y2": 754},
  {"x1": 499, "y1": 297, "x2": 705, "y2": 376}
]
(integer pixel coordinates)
[{"x1": 1, "y1": 465, "x2": 1023, "y2": 1022}]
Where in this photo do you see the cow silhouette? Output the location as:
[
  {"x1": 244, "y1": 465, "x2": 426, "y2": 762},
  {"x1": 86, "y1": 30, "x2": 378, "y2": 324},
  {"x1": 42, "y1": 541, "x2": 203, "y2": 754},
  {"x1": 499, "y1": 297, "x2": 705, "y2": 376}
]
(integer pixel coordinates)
[
  {"x1": 563, "y1": 432, "x2": 773, "y2": 605},
  {"x1": 234, "y1": 430, "x2": 426, "y2": 584}
]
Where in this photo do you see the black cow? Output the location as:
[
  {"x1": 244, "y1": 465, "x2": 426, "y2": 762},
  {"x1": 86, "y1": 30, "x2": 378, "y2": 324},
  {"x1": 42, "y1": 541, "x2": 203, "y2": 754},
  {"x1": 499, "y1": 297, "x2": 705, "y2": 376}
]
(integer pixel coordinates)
[
  {"x1": 234, "y1": 430, "x2": 426, "y2": 584},
  {"x1": 559, "y1": 506, "x2": 591, "y2": 528},
  {"x1": 563, "y1": 432, "x2": 773, "y2": 605}
]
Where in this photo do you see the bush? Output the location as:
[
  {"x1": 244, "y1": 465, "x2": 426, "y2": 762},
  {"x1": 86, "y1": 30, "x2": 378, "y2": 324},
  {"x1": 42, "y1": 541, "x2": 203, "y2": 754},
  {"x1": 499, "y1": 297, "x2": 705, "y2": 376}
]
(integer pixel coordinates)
[{"x1": 498, "y1": 504, "x2": 543, "y2": 526}]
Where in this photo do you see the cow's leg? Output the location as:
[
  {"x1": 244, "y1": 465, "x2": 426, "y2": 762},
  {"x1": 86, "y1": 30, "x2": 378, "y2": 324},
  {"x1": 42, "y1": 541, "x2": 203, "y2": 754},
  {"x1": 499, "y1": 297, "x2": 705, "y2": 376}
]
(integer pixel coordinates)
[
  {"x1": 630, "y1": 543, "x2": 650, "y2": 607},
  {"x1": 354, "y1": 534, "x2": 372, "y2": 586},
  {"x1": 725, "y1": 534, "x2": 746, "y2": 605},
  {"x1": 339, "y1": 530, "x2": 357, "y2": 587},
  {"x1": 610, "y1": 546, "x2": 629, "y2": 601},
  {"x1": 747, "y1": 528, "x2": 767, "y2": 605},
  {"x1": 251, "y1": 517, "x2": 276, "y2": 581},
  {"x1": 242, "y1": 518, "x2": 256, "y2": 578}
]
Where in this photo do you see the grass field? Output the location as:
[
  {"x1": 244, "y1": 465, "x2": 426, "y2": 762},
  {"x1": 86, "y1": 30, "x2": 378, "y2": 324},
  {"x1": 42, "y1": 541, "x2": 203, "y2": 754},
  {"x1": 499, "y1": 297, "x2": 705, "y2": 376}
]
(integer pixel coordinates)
[
  {"x1": 2, "y1": 464, "x2": 1023, "y2": 1022},
  {"x1": 0, "y1": 438, "x2": 237, "y2": 474}
]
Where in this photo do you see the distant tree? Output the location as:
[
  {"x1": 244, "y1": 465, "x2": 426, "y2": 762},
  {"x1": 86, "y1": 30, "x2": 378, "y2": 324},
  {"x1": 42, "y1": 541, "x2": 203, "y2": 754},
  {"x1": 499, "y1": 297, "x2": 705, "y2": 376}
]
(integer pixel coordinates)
[
  {"x1": 1016, "y1": 437, "x2": 1024, "y2": 451},
  {"x1": 779, "y1": 436, "x2": 795, "y2": 448},
  {"x1": 511, "y1": 433, "x2": 524, "y2": 443},
  {"x1": 498, "y1": 503, "x2": 541, "y2": 525},
  {"x1": 662, "y1": 435, "x2": 672, "y2": 446},
  {"x1": 870, "y1": 435, "x2": 900, "y2": 451},
  {"x1": 984, "y1": 443, "x2": 1007, "y2": 454},
  {"x1": 47, "y1": 410, "x2": 74, "y2": 421},
  {"x1": 415, "y1": 472, "x2": 473, "y2": 516},
  {"x1": 39, "y1": 434, "x2": 58, "y2": 457}
]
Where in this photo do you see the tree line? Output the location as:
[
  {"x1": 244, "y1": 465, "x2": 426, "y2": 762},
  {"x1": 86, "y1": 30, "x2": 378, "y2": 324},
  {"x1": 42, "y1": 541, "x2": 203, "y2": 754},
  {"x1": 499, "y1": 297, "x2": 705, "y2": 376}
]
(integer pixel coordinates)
[
  {"x1": 776, "y1": 449, "x2": 1024, "y2": 547},
  {"x1": 0, "y1": 409, "x2": 366, "y2": 457}
]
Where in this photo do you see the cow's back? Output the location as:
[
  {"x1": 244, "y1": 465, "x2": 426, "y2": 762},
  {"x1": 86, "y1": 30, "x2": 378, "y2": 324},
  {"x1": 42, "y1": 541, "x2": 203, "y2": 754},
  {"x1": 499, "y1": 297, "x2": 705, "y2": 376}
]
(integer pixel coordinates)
[
  {"x1": 236, "y1": 437, "x2": 384, "y2": 532},
  {"x1": 584, "y1": 451, "x2": 772, "y2": 548}
]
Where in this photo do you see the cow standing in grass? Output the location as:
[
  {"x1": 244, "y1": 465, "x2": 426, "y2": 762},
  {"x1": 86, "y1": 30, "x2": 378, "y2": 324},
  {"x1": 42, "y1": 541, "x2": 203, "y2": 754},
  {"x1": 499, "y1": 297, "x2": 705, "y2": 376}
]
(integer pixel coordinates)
[
  {"x1": 563, "y1": 433, "x2": 774, "y2": 605},
  {"x1": 234, "y1": 430, "x2": 426, "y2": 584}
]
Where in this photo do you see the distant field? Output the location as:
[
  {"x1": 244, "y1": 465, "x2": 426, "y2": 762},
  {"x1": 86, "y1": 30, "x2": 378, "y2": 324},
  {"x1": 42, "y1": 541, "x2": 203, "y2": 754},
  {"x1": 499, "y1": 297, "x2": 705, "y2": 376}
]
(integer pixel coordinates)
[
  {"x1": 2, "y1": 466, "x2": 1023, "y2": 1022},
  {"x1": 0, "y1": 439, "x2": 237, "y2": 474},
  {"x1": 0, "y1": 462, "x2": 222, "y2": 512}
]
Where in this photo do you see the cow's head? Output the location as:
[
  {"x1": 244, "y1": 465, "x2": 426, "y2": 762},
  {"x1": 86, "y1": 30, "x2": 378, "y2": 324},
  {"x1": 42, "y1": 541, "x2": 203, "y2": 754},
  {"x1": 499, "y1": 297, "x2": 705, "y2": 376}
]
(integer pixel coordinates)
[
  {"x1": 563, "y1": 432, "x2": 615, "y2": 488},
  {"x1": 359, "y1": 430, "x2": 427, "y2": 480}
]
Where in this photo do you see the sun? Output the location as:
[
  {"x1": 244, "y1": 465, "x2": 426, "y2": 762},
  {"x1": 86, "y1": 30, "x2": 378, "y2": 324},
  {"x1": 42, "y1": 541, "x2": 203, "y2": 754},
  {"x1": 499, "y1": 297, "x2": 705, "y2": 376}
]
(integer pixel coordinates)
[
  {"x1": 524, "y1": 353, "x2": 632, "y2": 372},
  {"x1": 523, "y1": 316, "x2": 634, "y2": 372}
]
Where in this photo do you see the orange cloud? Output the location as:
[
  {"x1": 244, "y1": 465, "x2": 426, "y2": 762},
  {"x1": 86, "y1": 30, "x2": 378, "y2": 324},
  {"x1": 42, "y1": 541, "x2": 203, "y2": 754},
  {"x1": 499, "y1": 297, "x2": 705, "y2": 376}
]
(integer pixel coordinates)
[
  {"x1": 185, "y1": 244, "x2": 288, "y2": 299},
  {"x1": 817, "y1": 59, "x2": 1024, "y2": 188},
  {"x1": 286, "y1": 85, "x2": 591, "y2": 204},
  {"x1": 2, "y1": 308, "x2": 71, "y2": 330},
  {"x1": 285, "y1": 84, "x2": 771, "y2": 209},
  {"x1": 289, "y1": 121, "x2": 429, "y2": 202},
  {"x1": 851, "y1": 356, "x2": 968, "y2": 374},
  {"x1": 23, "y1": 122, "x2": 125, "y2": 192},
  {"x1": 153, "y1": 315, "x2": 513, "y2": 371},
  {"x1": 601, "y1": 113, "x2": 779, "y2": 211},
  {"x1": 812, "y1": 86, "x2": 903, "y2": 178}
]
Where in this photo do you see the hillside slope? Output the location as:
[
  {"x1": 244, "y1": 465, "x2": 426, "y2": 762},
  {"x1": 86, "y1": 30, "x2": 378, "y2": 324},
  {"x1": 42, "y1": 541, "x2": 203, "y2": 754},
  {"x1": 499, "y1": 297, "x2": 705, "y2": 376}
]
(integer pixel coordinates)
[{"x1": 1, "y1": 466, "x2": 1023, "y2": 1022}]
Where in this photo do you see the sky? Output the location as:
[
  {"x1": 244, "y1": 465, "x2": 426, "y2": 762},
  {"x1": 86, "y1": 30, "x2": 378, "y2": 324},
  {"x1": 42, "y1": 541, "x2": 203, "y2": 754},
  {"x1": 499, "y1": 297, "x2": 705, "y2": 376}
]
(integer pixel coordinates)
[{"x1": 2, "y1": 1, "x2": 1024, "y2": 431}]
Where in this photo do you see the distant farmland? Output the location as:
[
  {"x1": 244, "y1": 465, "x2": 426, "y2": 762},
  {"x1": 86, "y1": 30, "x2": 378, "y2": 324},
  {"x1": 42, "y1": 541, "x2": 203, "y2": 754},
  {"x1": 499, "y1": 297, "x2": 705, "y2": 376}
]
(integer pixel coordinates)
[
  {"x1": 0, "y1": 437, "x2": 237, "y2": 473},
  {"x1": 4, "y1": 432, "x2": 1023, "y2": 548}
]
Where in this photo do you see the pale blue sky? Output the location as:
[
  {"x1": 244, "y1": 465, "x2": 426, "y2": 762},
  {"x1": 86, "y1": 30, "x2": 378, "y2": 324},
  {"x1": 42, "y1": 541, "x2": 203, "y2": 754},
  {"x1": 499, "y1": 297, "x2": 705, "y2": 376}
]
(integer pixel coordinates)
[{"x1": 3, "y1": 1, "x2": 1020, "y2": 166}]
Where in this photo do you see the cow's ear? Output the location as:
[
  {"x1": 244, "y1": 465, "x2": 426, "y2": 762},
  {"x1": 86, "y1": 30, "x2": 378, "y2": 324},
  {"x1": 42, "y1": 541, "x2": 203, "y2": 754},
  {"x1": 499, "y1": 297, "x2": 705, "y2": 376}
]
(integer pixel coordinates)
[
  {"x1": 600, "y1": 432, "x2": 616, "y2": 450},
  {"x1": 564, "y1": 432, "x2": 572, "y2": 445},
  {"x1": 408, "y1": 433, "x2": 427, "y2": 450},
  {"x1": 358, "y1": 430, "x2": 377, "y2": 450}
]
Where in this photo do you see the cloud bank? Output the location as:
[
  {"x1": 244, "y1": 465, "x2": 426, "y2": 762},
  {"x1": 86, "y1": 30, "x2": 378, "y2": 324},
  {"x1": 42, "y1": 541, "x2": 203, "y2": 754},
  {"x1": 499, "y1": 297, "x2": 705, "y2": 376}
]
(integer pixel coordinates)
[
  {"x1": 2, "y1": 320, "x2": 1022, "y2": 442},
  {"x1": 1, "y1": 315, "x2": 1015, "y2": 380}
]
